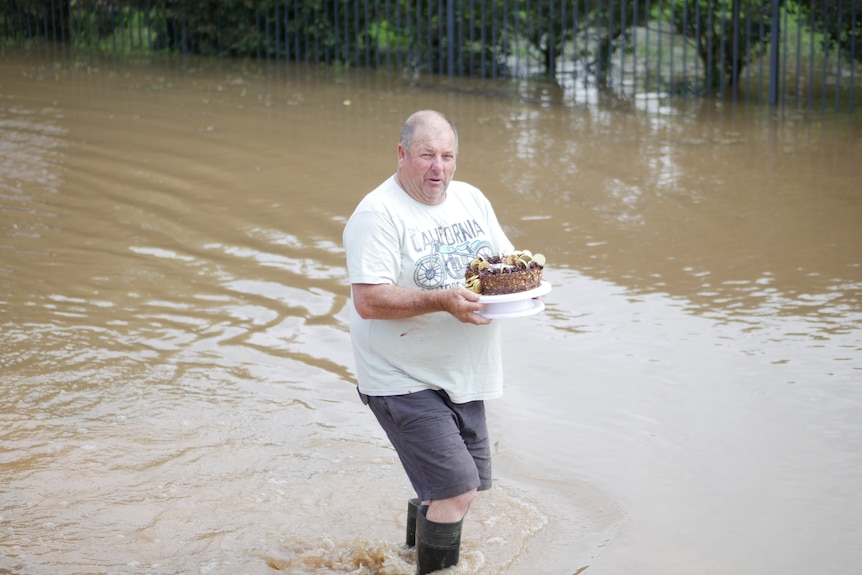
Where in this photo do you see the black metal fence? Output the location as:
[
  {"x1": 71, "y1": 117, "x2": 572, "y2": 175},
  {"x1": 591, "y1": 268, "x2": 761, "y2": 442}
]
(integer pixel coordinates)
[{"x1": 2, "y1": 0, "x2": 859, "y2": 112}]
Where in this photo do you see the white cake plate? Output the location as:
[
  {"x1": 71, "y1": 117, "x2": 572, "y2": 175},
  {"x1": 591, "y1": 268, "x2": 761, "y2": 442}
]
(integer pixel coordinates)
[{"x1": 476, "y1": 281, "x2": 552, "y2": 319}]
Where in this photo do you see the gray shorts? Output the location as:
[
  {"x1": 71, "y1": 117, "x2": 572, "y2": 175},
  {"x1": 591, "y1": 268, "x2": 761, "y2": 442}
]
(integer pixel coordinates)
[{"x1": 360, "y1": 388, "x2": 492, "y2": 501}]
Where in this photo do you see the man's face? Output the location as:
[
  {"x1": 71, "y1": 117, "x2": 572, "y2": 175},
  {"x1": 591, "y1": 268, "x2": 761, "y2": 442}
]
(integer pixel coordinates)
[{"x1": 396, "y1": 120, "x2": 457, "y2": 206}]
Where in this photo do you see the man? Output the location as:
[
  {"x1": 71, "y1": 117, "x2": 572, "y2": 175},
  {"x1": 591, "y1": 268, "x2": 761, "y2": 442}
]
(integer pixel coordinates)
[{"x1": 343, "y1": 110, "x2": 514, "y2": 574}]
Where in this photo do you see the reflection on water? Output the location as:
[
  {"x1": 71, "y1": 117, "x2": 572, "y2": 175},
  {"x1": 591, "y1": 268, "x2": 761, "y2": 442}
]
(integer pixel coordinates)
[{"x1": 1, "y1": 48, "x2": 860, "y2": 575}]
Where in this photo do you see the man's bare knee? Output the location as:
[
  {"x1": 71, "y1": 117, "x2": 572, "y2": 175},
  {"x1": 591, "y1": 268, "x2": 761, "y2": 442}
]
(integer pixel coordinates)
[{"x1": 425, "y1": 489, "x2": 477, "y2": 523}]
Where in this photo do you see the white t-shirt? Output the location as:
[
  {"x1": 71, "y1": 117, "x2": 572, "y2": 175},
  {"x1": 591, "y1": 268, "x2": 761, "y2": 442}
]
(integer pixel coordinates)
[{"x1": 343, "y1": 175, "x2": 514, "y2": 403}]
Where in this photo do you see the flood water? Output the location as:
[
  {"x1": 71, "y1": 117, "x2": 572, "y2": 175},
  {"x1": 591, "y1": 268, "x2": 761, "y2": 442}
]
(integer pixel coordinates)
[{"x1": 1, "y1": 47, "x2": 860, "y2": 575}]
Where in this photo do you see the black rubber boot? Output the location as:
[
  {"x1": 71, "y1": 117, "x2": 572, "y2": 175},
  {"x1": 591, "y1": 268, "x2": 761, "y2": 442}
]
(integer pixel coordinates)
[
  {"x1": 405, "y1": 498, "x2": 422, "y2": 547},
  {"x1": 415, "y1": 508, "x2": 463, "y2": 574}
]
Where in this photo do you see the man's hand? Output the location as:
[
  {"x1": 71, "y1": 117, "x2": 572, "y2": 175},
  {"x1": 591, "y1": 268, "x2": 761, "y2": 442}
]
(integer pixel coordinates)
[
  {"x1": 351, "y1": 283, "x2": 491, "y2": 324},
  {"x1": 438, "y1": 286, "x2": 491, "y2": 325}
]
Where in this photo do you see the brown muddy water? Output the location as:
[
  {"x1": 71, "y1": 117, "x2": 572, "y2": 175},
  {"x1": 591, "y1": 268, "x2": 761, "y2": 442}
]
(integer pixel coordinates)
[{"x1": 1, "y1": 47, "x2": 860, "y2": 575}]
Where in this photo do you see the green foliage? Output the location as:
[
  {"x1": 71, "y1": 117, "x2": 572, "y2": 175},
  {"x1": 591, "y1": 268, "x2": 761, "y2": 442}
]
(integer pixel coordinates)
[
  {"x1": 0, "y1": 1, "x2": 160, "y2": 53},
  {"x1": 514, "y1": 0, "x2": 577, "y2": 78},
  {"x1": 795, "y1": 0, "x2": 862, "y2": 63},
  {"x1": 66, "y1": 2, "x2": 160, "y2": 53},
  {"x1": 444, "y1": 0, "x2": 511, "y2": 77},
  {"x1": 514, "y1": 0, "x2": 652, "y2": 80},
  {"x1": 155, "y1": 0, "x2": 266, "y2": 56},
  {"x1": 660, "y1": 0, "x2": 775, "y2": 89},
  {"x1": 1, "y1": 0, "x2": 69, "y2": 42}
]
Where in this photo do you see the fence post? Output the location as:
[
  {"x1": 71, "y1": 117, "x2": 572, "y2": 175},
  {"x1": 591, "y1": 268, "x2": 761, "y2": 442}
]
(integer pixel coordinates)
[
  {"x1": 447, "y1": 0, "x2": 455, "y2": 76},
  {"x1": 768, "y1": 0, "x2": 781, "y2": 105}
]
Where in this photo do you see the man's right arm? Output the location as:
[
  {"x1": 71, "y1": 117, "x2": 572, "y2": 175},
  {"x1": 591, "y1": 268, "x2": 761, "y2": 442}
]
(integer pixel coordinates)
[{"x1": 351, "y1": 283, "x2": 491, "y2": 325}]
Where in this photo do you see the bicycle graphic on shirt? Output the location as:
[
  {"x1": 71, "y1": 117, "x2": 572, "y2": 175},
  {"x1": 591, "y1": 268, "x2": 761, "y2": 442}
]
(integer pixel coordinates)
[{"x1": 413, "y1": 239, "x2": 494, "y2": 289}]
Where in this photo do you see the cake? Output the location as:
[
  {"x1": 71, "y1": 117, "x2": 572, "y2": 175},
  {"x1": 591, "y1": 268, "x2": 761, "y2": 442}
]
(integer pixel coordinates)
[{"x1": 465, "y1": 250, "x2": 546, "y2": 295}]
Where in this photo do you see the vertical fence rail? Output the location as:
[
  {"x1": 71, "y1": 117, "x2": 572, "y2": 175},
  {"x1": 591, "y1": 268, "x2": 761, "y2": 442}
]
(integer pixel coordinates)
[
  {"x1": 852, "y1": 0, "x2": 858, "y2": 111},
  {"x1": 769, "y1": 0, "x2": 780, "y2": 105},
  {"x1": 0, "y1": 0, "x2": 858, "y2": 112}
]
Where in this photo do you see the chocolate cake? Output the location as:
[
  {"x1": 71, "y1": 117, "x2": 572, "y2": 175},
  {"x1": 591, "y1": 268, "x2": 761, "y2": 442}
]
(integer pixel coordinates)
[{"x1": 465, "y1": 250, "x2": 546, "y2": 295}]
